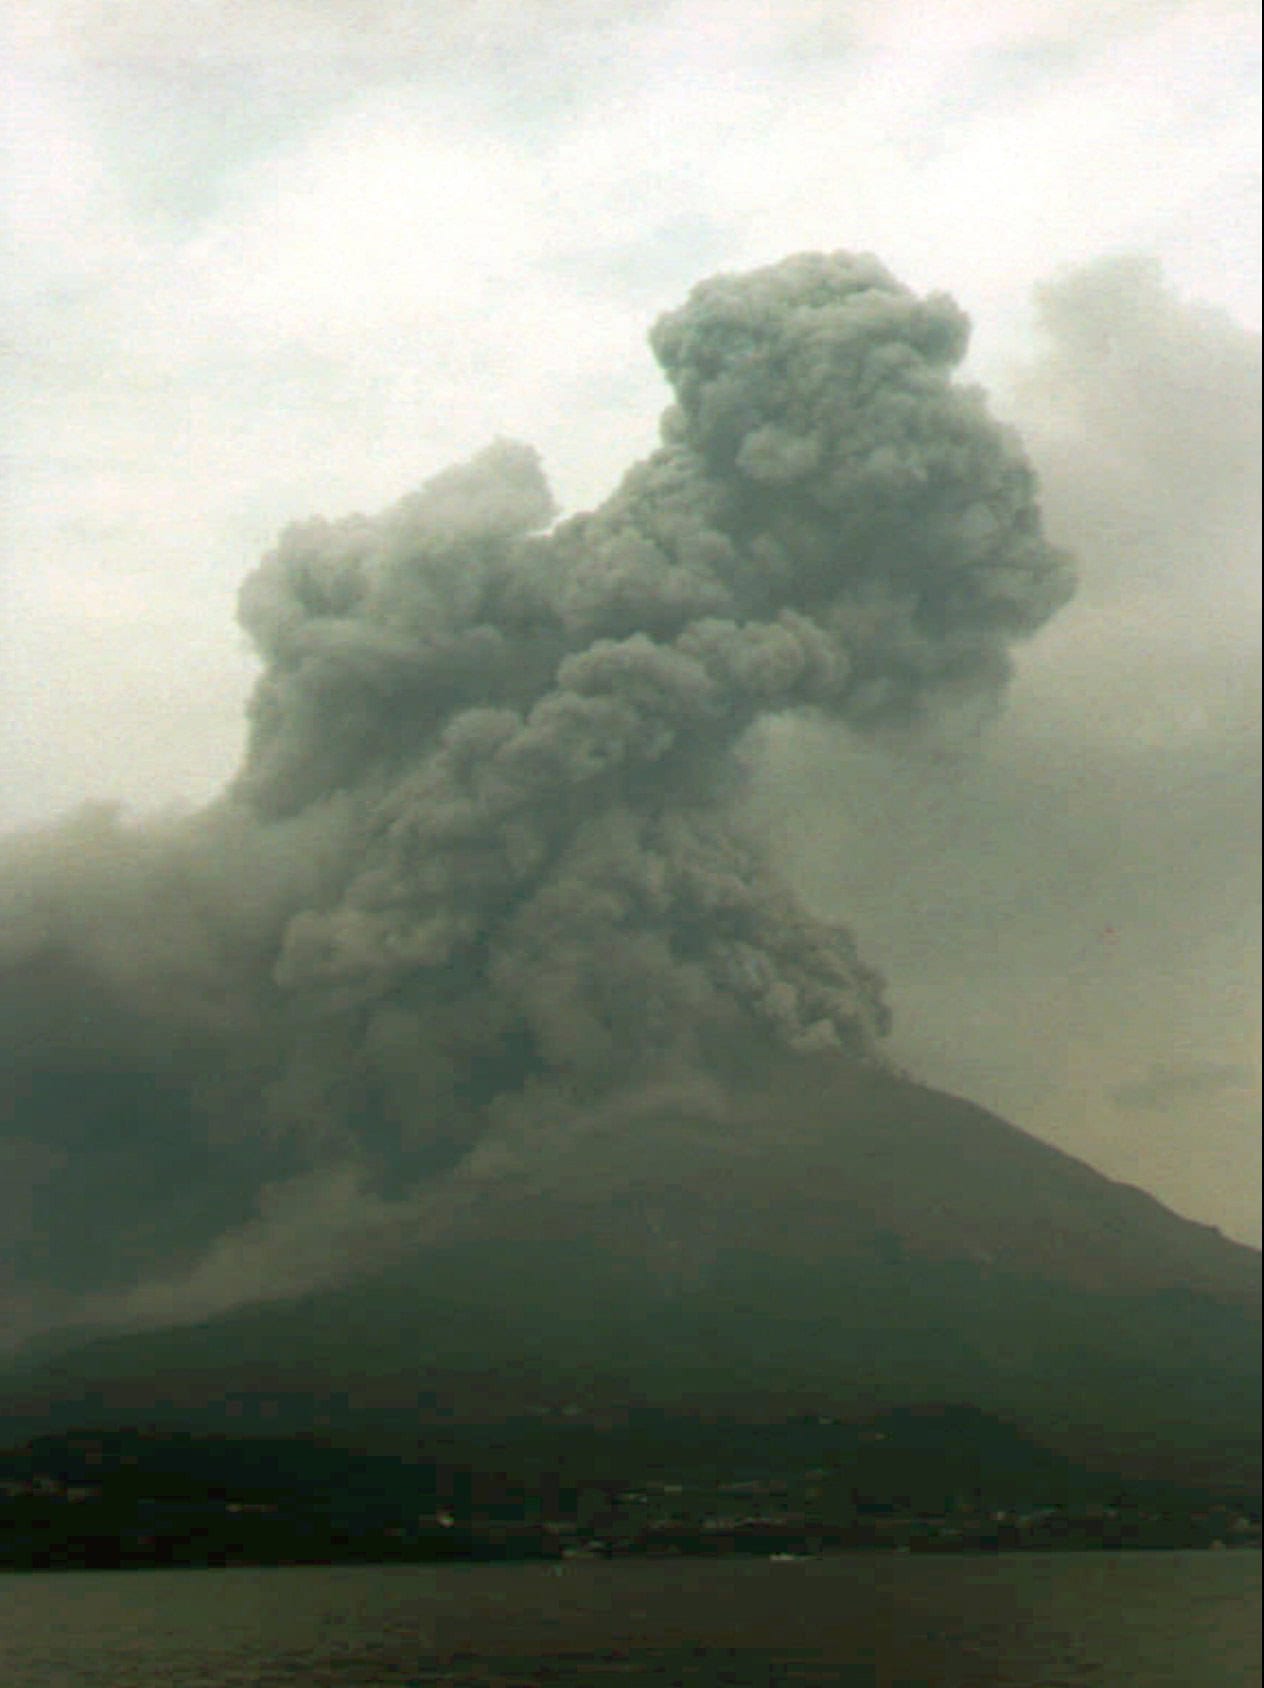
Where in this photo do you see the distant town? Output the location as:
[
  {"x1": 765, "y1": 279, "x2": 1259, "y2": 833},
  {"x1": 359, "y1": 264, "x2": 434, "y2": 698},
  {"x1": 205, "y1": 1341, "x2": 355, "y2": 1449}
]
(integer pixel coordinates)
[{"x1": 2, "y1": 1411, "x2": 1258, "y2": 1571}]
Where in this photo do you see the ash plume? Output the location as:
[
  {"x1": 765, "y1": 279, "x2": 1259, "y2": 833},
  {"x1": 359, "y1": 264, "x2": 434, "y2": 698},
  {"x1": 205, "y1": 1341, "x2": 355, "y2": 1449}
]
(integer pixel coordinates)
[{"x1": 0, "y1": 253, "x2": 1072, "y2": 1331}]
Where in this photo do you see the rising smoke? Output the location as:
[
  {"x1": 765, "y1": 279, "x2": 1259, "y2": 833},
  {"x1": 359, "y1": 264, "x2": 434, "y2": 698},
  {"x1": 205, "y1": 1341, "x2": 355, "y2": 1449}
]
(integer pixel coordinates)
[{"x1": 0, "y1": 253, "x2": 1072, "y2": 1332}]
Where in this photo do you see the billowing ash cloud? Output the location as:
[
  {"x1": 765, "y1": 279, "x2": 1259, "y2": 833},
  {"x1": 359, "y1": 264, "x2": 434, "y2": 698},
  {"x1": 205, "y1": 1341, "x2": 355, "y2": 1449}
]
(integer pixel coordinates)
[{"x1": 0, "y1": 253, "x2": 1071, "y2": 1332}]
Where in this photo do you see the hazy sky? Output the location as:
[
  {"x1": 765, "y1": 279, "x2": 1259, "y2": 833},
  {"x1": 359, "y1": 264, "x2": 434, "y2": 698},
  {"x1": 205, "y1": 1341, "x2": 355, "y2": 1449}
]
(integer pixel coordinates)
[{"x1": 3, "y1": 0, "x2": 1260, "y2": 1242}]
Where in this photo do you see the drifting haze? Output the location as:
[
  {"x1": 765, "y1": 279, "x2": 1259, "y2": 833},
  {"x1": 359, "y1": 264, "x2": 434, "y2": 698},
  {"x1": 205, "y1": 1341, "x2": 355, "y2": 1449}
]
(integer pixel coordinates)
[
  {"x1": 751, "y1": 256, "x2": 1261, "y2": 1241},
  {"x1": 2, "y1": 253, "x2": 1073, "y2": 1345}
]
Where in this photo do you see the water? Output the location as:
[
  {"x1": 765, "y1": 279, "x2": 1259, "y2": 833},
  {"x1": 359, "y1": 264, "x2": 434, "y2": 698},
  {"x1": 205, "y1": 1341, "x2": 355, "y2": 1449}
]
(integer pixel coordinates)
[{"x1": 0, "y1": 1552, "x2": 1257, "y2": 1687}]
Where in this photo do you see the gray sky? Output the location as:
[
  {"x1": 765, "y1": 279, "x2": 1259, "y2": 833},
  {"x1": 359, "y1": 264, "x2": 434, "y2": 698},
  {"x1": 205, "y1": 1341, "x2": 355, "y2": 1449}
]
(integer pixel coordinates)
[{"x1": 3, "y1": 0, "x2": 1260, "y2": 1242}]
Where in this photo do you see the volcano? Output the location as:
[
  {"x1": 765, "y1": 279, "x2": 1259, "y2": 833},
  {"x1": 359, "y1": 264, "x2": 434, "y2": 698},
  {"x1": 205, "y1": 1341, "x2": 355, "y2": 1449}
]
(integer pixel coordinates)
[
  {"x1": 4, "y1": 1056, "x2": 1257, "y2": 1495},
  {"x1": 1, "y1": 255, "x2": 1256, "y2": 1504}
]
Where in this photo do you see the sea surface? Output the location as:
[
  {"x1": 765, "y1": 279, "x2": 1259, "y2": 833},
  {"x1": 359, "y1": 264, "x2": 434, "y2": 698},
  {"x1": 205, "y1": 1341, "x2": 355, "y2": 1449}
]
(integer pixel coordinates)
[{"x1": 0, "y1": 1551, "x2": 1257, "y2": 1687}]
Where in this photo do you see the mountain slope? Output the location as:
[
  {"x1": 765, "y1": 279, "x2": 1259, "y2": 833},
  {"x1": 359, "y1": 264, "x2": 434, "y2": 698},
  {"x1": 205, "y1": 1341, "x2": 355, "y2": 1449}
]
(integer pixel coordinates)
[{"x1": 3, "y1": 1058, "x2": 1258, "y2": 1490}]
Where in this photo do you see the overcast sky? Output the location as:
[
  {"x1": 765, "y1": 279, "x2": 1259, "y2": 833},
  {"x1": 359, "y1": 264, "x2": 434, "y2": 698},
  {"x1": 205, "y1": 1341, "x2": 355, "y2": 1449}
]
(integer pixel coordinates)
[{"x1": 3, "y1": 0, "x2": 1260, "y2": 1242}]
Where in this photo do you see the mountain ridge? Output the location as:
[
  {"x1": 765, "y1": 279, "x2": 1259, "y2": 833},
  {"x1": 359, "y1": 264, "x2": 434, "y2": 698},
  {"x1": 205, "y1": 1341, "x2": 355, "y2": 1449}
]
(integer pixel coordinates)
[{"x1": 3, "y1": 1058, "x2": 1257, "y2": 1493}]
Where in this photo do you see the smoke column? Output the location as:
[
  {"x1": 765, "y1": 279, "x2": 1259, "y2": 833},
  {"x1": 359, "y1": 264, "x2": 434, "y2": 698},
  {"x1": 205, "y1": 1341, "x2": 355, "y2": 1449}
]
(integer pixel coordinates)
[{"x1": 0, "y1": 253, "x2": 1072, "y2": 1325}]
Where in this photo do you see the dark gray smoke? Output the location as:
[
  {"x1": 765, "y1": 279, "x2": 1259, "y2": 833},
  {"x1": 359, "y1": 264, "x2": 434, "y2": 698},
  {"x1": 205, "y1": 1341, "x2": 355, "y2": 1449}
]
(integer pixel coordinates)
[{"x1": 0, "y1": 253, "x2": 1072, "y2": 1336}]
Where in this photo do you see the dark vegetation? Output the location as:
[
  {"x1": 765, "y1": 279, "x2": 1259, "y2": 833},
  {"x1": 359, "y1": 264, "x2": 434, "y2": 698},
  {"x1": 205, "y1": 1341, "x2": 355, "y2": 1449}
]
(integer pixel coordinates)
[
  {"x1": 5, "y1": 1217, "x2": 1257, "y2": 1491},
  {"x1": 2, "y1": 1406, "x2": 1257, "y2": 1572},
  {"x1": 3, "y1": 1067, "x2": 1258, "y2": 1561}
]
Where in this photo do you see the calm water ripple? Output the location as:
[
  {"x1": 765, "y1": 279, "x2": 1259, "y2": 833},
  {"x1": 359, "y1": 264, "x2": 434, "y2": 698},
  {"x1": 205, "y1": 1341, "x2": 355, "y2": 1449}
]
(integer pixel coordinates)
[{"x1": 0, "y1": 1551, "x2": 1257, "y2": 1687}]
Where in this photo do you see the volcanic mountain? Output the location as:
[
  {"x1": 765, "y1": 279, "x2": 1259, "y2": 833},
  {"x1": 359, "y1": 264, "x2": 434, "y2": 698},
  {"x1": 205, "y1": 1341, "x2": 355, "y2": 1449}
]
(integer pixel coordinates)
[
  {"x1": 1, "y1": 255, "x2": 1256, "y2": 1501},
  {"x1": 3, "y1": 1055, "x2": 1258, "y2": 1495}
]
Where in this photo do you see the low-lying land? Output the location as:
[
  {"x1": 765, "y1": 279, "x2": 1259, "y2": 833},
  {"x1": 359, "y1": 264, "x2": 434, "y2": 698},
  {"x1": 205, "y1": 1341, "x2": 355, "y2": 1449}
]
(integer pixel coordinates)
[{"x1": 3, "y1": 1409, "x2": 1257, "y2": 1571}]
